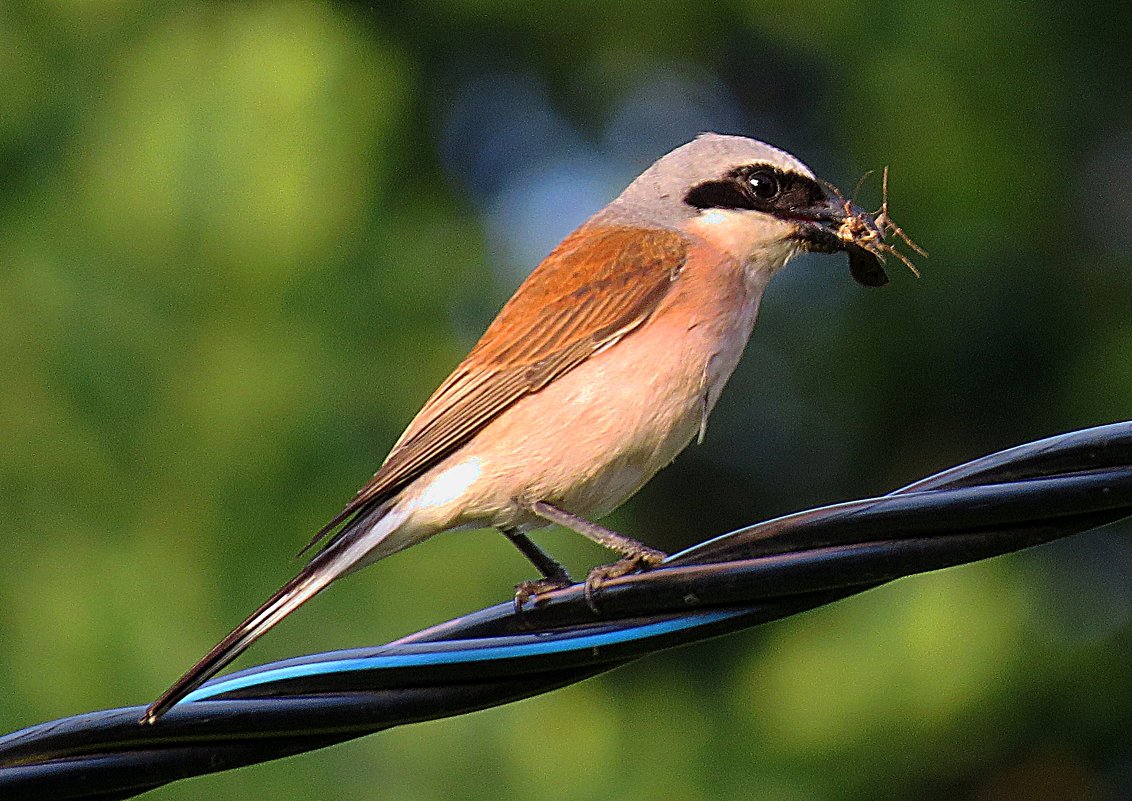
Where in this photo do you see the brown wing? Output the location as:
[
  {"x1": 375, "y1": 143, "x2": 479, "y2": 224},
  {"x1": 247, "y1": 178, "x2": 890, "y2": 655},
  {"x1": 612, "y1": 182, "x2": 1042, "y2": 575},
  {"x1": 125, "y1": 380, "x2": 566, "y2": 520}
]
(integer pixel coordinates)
[{"x1": 303, "y1": 224, "x2": 689, "y2": 553}]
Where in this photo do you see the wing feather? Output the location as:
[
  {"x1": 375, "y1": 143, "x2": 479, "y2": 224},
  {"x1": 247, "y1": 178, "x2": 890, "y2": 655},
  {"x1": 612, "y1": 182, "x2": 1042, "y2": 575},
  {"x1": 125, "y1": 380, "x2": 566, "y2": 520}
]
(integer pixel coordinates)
[{"x1": 302, "y1": 224, "x2": 688, "y2": 553}]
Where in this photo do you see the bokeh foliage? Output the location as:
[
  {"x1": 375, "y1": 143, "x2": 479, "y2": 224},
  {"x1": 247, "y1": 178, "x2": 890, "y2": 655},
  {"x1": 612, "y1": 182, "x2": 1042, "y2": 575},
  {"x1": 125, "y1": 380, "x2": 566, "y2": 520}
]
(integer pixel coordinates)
[{"x1": 1, "y1": 1, "x2": 1131, "y2": 799}]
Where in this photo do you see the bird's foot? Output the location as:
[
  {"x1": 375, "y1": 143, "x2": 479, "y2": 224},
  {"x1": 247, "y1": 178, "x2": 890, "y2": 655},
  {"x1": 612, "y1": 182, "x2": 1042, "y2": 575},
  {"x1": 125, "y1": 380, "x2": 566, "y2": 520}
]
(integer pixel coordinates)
[
  {"x1": 583, "y1": 546, "x2": 667, "y2": 614},
  {"x1": 514, "y1": 577, "x2": 572, "y2": 612}
]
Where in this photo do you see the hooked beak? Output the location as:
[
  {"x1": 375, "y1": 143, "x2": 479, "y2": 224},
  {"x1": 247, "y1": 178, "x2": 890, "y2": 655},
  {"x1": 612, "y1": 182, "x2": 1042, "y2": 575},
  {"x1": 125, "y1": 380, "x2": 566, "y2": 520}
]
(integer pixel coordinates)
[{"x1": 789, "y1": 193, "x2": 891, "y2": 288}]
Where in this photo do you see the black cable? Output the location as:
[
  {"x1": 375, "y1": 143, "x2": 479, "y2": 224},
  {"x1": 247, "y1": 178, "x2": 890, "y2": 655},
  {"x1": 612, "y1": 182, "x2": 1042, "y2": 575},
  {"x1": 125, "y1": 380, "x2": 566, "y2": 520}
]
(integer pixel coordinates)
[{"x1": 2, "y1": 421, "x2": 1131, "y2": 800}]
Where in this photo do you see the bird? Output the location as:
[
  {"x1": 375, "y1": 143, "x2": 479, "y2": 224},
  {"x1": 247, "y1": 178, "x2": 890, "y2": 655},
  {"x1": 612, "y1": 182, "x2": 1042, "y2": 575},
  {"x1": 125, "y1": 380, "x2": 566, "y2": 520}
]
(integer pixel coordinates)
[{"x1": 141, "y1": 132, "x2": 913, "y2": 724}]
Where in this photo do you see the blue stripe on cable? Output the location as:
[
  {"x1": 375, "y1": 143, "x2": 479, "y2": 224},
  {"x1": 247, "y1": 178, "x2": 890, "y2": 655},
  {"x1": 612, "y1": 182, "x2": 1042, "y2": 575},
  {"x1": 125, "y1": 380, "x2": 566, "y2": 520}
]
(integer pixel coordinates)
[{"x1": 185, "y1": 608, "x2": 746, "y2": 704}]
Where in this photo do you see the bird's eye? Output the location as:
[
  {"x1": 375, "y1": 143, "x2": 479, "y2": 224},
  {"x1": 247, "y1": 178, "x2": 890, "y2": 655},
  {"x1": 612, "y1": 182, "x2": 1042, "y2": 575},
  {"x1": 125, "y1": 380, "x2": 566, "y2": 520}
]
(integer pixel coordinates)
[{"x1": 747, "y1": 169, "x2": 780, "y2": 200}]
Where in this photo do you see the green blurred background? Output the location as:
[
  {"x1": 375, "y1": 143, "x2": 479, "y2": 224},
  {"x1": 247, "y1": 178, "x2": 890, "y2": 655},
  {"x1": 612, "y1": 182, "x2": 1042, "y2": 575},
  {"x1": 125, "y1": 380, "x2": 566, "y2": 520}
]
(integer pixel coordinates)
[{"x1": 2, "y1": 1, "x2": 1131, "y2": 799}]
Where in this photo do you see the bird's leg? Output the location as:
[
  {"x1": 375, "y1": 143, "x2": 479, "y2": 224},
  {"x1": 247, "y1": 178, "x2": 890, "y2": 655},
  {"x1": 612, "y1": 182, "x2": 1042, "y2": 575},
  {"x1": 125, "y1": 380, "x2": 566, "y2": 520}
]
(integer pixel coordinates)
[
  {"x1": 501, "y1": 527, "x2": 573, "y2": 610},
  {"x1": 530, "y1": 501, "x2": 667, "y2": 613},
  {"x1": 530, "y1": 501, "x2": 666, "y2": 562}
]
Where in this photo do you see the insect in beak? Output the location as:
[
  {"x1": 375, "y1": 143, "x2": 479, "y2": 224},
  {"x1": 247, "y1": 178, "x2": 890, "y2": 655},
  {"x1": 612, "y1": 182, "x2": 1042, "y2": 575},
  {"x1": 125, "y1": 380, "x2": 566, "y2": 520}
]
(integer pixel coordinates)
[{"x1": 793, "y1": 168, "x2": 926, "y2": 287}]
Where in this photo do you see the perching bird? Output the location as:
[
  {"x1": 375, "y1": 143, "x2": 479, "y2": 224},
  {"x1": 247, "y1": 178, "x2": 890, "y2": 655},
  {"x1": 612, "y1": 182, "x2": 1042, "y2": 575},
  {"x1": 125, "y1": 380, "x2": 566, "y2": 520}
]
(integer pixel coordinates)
[{"x1": 142, "y1": 133, "x2": 915, "y2": 723}]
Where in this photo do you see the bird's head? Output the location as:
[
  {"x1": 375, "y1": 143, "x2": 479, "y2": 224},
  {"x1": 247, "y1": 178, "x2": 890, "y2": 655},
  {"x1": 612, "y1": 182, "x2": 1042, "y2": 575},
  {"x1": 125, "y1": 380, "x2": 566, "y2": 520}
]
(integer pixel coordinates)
[{"x1": 607, "y1": 132, "x2": 922, "y2": 287}]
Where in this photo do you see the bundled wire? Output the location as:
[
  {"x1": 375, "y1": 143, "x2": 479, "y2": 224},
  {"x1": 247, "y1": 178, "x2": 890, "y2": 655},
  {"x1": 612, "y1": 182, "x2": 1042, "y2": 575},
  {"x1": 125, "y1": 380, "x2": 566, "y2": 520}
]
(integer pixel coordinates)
[{"x1": 3, "y1": 421, "x2": 1132, "y2": 800}]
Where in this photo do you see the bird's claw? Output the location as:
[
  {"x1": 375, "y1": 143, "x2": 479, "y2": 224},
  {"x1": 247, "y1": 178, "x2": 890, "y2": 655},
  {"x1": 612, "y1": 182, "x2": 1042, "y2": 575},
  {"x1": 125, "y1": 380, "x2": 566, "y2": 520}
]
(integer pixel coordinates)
[
  {"x1": 514, "y1": 577, "x2": 571, "y2": 612},
  {"x1": 583, "y1": 547, "x2": 667, "y2": 614}
]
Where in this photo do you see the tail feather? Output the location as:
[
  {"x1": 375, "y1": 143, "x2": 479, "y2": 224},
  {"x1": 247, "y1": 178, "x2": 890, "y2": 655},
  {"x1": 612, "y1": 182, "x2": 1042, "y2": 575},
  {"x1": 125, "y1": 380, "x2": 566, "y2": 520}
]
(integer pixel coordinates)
[{"x1": 140, "y1": 506, "x2": 405, "y2": 724}]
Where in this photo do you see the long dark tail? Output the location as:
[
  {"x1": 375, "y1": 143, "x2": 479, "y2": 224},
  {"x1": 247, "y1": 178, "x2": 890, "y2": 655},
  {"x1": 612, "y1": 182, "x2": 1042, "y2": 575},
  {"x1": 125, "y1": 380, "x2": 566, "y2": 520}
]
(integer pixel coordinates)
[{"x1": 140, "y1": 506, "x2": 404, "y2": 724}]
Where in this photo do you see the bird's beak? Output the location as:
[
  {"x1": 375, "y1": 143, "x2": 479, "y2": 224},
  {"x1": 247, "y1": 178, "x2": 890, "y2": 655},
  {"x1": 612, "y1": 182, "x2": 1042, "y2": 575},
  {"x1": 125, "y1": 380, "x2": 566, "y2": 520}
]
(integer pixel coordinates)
[{"x1": 788, "y1": 193, "x2": 893, "y2": 287}]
